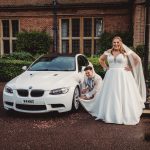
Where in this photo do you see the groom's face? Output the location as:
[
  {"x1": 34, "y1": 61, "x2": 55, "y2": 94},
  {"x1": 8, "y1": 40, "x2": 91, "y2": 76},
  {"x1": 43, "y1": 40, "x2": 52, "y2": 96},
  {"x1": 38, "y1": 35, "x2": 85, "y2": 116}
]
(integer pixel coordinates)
[{"x1": 85, "y1": 70, "x2": 93, "y2": 78}]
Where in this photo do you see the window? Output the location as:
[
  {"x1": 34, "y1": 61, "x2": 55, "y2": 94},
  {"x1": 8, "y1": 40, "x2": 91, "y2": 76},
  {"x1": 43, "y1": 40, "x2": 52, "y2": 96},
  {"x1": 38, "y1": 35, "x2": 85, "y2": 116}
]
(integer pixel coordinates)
[
  {"x1": 72, "y1": 19, "x2": 80, "y2": 37},
  {"x1": 59, "y1": 17, "x2": 103, "y2": 55},
  {"x1": 62, "y1": 40, "x2": 69, "y2": 53},
  {"x1": 84, "y1": 18, "x2": 92, "y2": 37},
  {"x1": 77, "y1": 55, "x2": 89, "y2": 72},
  {"x1": 2, "y1": 20, "x2": 9, "y2": 37},
  {"x1": 61, "y1": 19, "x2": 69, "y2": 37},
  {"x1": 0, "y1": 20, "x2": 19, "y2": 55},
  {"x1": 12, "y1": 20, "x2": 19, "y2": 37},
  {"x1": 84, "y1": 40, "x2": 92, "y2": 56},
  {"x1": 94, "y1": 18, "x2": 103, "y2": 37}
]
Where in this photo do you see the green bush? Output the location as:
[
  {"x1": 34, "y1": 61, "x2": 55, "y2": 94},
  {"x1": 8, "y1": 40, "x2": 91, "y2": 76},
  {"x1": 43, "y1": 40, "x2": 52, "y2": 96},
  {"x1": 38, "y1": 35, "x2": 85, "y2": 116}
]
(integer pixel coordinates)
[
  {"x1": 88, "y1": 56, "x2": 105, "y2": 78},
  {"x1": 96, "y1": 32, "x2": 114, "y2": 54},
  {"x1": 2, "y1": 51, "x2": 35, "y2": 61},
  {"x1": 0, "y1": 59, "x2": 32, "y2": 81},
  {"x1": 97, "y1": 31, "x2": 133, "y2": 54},
  {"x1": 134, "y1": 45, "x2": 145, "y2": 62},
  {"x1": 16, "y1": 31, "x2": 52, "y2": 55}
]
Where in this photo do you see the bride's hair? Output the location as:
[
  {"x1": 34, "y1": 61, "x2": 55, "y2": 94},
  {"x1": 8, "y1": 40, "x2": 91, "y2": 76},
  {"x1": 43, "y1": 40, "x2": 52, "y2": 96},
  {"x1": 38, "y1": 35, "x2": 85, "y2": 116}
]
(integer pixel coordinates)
[{"x1": 111, "y1": 36, "x2": 126, "y2": 54}]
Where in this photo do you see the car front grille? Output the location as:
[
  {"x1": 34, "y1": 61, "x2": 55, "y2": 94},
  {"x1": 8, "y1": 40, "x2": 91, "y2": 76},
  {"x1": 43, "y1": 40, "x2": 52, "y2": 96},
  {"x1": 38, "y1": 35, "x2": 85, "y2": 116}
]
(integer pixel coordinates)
[
  {"x1": 17, "y1": 89, "x2": 44, "y2": 97},
  {"x1": 31, "y1": 90, "x2": 44, "y2": 97},
  {"x1": 16, "y1": 104, "x2": 46, "y2": 111},
  {"x1": 17, "y1": 89, "x2": 28, "y2": 97}
]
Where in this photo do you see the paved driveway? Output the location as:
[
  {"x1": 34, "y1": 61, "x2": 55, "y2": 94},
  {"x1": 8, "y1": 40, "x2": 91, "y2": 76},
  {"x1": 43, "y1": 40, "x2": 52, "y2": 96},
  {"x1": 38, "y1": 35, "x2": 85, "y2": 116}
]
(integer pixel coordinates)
[{"x1": 0, "y1": 82, "x2": 150, "y2": 150}]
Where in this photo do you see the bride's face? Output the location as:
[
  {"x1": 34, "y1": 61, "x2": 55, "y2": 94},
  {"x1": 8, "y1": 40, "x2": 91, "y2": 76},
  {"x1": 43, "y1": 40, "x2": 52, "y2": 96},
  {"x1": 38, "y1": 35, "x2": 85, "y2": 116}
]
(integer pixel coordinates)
[{"x1": 112, "y1": 38, "x2": 121, "y2": 50}]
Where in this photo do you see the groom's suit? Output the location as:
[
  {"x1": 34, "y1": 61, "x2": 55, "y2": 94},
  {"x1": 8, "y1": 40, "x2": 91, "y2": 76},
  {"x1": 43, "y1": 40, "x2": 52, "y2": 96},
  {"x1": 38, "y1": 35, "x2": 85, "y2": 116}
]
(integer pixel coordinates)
[{"x1": 81, "y1": 73, "x2": 102, "y2": 99}]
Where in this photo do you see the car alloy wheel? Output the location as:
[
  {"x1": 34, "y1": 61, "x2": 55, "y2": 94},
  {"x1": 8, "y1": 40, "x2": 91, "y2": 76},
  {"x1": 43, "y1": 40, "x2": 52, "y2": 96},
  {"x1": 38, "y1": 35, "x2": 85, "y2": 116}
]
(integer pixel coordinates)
[{"x1": 72, "y1": 87, "x2": 80, "y2": 111}]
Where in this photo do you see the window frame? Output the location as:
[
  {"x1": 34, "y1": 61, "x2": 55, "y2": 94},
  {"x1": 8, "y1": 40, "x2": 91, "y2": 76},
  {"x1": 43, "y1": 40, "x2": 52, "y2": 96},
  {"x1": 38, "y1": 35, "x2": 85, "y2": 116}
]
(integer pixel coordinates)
[
  {"x1": 0, "y1": 19, "x2": 19, "y2": 55},
  {"x1": 59, "y1": 17, "x2": 103, "y2": 55}
]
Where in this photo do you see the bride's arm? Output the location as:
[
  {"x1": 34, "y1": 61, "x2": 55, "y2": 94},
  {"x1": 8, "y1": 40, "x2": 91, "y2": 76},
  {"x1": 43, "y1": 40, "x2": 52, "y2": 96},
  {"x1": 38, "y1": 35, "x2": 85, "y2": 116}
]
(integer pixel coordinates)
[{"x1": 99, "y1": 54, "x2": 109, "y2": 71}]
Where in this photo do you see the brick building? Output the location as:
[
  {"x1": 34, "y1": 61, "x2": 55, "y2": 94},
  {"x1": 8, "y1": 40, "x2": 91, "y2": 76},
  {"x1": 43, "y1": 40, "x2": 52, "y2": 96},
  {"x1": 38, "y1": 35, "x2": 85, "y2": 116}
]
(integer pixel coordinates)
[{"x1": 0, "y1": 0, "x2": 149, "y2": 60}]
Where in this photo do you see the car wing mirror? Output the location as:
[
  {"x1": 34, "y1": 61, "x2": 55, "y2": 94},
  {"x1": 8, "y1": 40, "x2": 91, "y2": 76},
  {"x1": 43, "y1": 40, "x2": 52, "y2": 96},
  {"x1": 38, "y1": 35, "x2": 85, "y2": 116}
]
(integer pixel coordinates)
[{"x1": 22, "y1": 66, "x2": 27, "y2": 71}]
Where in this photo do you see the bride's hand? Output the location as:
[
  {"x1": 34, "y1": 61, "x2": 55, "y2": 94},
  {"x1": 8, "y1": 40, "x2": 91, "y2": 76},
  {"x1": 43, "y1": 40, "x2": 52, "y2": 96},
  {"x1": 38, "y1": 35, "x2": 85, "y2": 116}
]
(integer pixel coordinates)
[{"x1": 124, "y1": 66, "x2": 132, "y2": 71}]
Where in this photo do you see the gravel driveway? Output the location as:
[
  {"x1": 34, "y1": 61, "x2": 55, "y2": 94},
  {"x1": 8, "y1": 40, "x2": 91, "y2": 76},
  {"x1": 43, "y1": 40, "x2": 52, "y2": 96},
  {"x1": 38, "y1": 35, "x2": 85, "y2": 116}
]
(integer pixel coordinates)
[{"x1": 0, "y1": 82, "x2": 150, "y2": 150}]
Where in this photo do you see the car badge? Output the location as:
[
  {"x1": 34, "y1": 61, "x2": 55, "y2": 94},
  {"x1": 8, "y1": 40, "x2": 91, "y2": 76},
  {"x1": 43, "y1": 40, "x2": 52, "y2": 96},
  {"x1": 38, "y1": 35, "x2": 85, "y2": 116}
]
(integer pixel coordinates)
[{"x1": 29, "y1": 86, "x2": 32, "y2": 89}]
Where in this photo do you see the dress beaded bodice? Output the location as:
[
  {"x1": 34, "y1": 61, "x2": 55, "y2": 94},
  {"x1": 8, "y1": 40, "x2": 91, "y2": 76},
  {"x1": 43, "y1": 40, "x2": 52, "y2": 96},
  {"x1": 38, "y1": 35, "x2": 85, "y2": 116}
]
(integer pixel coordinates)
[{"x1": 107, "y1": 53, "x2": 128, "y2": 68}]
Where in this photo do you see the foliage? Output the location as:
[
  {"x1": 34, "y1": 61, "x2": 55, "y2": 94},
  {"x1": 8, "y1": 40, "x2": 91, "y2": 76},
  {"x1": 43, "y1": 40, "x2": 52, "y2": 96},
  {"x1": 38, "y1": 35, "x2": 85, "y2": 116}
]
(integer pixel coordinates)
[
  {"x1": 96, "y1": 31, "x2": 133, "y2": 55},
  {"x1": 88, "y1": 56, "x2": 105, "y2": 78},
  {"x1": 134, "y1": 45, "x2": 145, "y2": 62},
  {"x1": 2, "y1": 51, "x2": 35, "y2": 61},
  {"x1": 0, "y1": 59, "x2": 32, "y2": 81},
  {"x1": 16, "y1": 31, "x2": 52, "y2": 55}
]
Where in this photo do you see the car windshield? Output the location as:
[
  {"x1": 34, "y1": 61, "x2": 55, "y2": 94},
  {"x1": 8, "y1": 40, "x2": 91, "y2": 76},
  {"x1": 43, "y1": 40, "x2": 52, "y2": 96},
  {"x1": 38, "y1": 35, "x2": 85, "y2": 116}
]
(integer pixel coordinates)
[{"x1": 28, "y1": 56, "x2": 76, "y2": 71}]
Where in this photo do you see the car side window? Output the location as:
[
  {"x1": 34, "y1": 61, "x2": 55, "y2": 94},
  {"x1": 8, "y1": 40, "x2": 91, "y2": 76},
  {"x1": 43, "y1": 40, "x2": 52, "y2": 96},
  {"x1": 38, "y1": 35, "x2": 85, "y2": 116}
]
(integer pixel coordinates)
[
  {"x1": 77, "y1": 56, "x2": 89, "y2": 72},
  {"x1": 78, "y1": 57, "x2": 83, "y2": 72},
  {"x1": 82, "y1": 56, "x2": 89, "y2": 66}
]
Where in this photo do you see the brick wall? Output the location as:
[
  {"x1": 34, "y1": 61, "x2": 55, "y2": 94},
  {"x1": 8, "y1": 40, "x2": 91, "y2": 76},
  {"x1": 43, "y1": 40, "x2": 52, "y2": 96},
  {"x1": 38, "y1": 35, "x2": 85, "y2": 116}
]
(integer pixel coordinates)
[
  {"x1": 0, "y1": 0, "x2": 50, "y2": 6},
  {"x1": 0, "y1": 10, "x2": 54, "y2": 37},
  {"x1": 0, "y1": 1, "x2": 130, "y2": 38},
  {"x1": 103, "y1": 15, "x2": 129, "y2": 32},
  {"x1": 20, "y1": 17, "x2": 53, "y2": 36},
  {"x1": 0, "y1": 2, "x2": 130, "y2": 54},
  {"x1": 133, "y1": 1, "x2": 145, "y2": 47},
  {"x1": 59, "y1": 8, "x2": 130, "y2": 33},
  {"x1": 0, "y1": 0, "x2": 128, "y2": 6},
  {"x1": 0, "y1": 7, "x2": 129, "y2": 38}
]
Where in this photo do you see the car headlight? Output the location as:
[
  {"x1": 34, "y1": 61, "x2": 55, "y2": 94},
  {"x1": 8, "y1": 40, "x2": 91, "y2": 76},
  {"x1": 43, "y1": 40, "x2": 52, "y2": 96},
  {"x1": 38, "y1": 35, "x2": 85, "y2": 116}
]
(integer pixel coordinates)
[
  {"x1": 5, "y1": 86, "x2": 13, "y2": 94},
  {"x1": 49, "y1": 87, "x2": 69, "y2": 95}
]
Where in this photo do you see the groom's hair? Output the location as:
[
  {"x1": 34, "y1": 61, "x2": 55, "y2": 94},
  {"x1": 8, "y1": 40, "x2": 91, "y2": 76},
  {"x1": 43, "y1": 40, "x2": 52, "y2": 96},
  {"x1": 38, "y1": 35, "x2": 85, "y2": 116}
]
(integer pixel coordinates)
[{"x1": 84, "y1": 66, "x2": 93, "y2": 71}]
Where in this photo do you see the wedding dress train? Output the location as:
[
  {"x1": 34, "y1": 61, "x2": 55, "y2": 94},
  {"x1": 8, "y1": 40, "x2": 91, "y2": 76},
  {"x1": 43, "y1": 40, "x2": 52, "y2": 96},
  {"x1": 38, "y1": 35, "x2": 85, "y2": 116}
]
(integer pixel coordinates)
[{"x1": 80, "y1": 53, "x2": 144, "y2": 125}]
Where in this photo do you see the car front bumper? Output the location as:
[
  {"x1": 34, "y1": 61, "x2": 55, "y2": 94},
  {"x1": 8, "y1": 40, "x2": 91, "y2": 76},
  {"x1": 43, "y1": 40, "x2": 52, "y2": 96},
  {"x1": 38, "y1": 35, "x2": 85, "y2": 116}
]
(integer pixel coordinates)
[{"x1": 3, "y1": 87, "x2": 75, "y2": 113}]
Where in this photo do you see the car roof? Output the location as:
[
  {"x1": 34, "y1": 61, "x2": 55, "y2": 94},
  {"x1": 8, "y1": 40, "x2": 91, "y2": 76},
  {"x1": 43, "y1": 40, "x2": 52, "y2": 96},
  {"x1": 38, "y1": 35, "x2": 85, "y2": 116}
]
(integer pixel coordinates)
[{"x1": 40, "y1": 53, "x2": 84, "y2": 58}]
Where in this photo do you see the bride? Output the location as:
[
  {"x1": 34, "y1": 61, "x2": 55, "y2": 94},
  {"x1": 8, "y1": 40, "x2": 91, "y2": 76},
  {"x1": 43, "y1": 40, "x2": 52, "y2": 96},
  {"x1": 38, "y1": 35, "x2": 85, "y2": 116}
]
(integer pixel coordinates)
[{"x1": 80, "y1": 36, "x2": 146, "y2": 125}]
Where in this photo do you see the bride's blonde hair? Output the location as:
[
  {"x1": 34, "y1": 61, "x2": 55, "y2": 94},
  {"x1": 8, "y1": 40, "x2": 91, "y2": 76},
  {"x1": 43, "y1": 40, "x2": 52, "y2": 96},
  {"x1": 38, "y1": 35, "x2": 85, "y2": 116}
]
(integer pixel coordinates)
[{"x1": 111, "y1": 36, "x2": 126, "y2": 54}]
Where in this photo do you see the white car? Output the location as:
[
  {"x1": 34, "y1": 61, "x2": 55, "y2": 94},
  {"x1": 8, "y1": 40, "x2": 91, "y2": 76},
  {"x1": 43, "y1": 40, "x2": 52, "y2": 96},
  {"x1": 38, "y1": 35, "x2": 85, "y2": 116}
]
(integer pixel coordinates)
[{"x1": 3, "y1": 54, "x2": 90, "y2": 113}]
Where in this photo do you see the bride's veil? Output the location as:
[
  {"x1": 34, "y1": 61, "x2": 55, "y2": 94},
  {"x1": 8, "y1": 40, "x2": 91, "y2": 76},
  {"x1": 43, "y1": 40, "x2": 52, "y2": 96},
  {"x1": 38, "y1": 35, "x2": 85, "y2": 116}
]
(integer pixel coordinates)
[{"x1": 122, "y1": 44, "x2": 146, "y2": 104}]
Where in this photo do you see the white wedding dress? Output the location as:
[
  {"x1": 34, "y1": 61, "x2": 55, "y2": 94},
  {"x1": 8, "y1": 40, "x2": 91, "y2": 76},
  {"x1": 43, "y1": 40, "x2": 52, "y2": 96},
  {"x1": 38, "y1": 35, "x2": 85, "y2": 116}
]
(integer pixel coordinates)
[{"x1": 80, "y1": 53, "x2": 144, "y2": 125}]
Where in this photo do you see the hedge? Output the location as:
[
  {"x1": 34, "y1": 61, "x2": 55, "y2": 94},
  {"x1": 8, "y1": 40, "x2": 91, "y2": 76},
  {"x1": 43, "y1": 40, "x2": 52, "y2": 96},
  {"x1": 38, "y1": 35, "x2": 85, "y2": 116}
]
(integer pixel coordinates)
[
  {"x1": 0, "y1": 56, "x2": 105, "y2": 82},
  {"x1": 2, "y1": 51, "x2": 35, "y2": 61},
  {"x1": 96, "y1": 31, "x2": 133, "y2": 55},
  {"x1": 88, "y1": 56, "x2": 105, "y2": 78},
  {"x1": 0, "y1": 56, "x2": 149, "y2": 82},
  {"x1": 16, "y1": 31, "x2": 52, "y2": 55},
  {"x1": 0, "y1": 59, "x2": 32, "y2": 82}
]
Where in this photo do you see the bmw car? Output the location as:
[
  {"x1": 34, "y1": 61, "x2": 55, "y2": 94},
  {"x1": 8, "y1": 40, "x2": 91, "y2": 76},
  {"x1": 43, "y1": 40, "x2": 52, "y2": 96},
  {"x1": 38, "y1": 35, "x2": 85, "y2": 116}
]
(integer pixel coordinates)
[{"x1": 3, "y1": 54, "x2": 90, "y2": 113}]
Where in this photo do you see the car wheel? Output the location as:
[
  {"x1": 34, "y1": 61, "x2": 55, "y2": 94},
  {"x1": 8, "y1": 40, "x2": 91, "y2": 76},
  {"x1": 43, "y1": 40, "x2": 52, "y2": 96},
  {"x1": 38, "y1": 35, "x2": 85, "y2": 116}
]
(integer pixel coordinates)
[{"x1": 72, "y1": 87, "x2": 80, "y2": 111}]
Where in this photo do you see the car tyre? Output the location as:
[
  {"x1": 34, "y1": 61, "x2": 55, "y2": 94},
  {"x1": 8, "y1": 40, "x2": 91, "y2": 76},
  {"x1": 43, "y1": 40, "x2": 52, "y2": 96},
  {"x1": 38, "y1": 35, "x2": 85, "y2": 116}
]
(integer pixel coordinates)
[{"x1": 72, "y1": 87, "x2": 80, "y2": 112}]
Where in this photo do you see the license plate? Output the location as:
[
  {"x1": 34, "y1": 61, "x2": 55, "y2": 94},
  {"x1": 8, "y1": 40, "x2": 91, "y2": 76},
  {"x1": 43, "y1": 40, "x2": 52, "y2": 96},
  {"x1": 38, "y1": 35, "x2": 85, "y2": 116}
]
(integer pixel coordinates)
[{"x1": 23, "y1": 100, "x2": 34, "y2": 104}]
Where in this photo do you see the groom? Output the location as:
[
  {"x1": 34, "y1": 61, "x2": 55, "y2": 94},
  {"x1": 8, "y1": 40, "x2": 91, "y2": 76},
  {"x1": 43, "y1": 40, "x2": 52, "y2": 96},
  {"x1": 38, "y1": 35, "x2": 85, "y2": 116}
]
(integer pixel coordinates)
[{"x1": 80, "y1": 66, "x2": 102, "y2": 100}]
